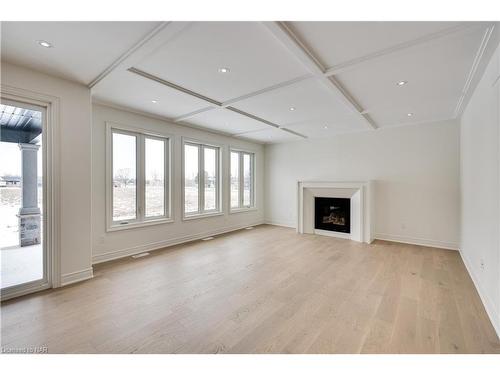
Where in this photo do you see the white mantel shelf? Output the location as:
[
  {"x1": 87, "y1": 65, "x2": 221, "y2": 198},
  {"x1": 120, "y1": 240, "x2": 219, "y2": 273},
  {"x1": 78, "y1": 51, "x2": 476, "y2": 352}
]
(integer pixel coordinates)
[{"x1": 297, "y1": 181, "x2": 374, "y2": 243}]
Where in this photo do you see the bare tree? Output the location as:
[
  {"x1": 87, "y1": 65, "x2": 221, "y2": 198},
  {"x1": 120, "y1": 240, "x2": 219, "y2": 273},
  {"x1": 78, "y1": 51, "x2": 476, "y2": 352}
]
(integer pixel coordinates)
[{"x1": 115, "y1": 168, "x2": 131, "y2": 187}]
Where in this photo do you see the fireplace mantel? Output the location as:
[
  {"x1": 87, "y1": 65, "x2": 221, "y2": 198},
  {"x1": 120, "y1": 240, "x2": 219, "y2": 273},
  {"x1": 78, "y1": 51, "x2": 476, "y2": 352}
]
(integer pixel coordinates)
[{"x1": 297, "y1": 181, "x2": 374, "y2": 243}]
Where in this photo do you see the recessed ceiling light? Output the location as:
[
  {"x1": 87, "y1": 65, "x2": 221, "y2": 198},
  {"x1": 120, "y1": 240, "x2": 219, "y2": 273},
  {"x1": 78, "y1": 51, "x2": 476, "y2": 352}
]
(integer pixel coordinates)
[
  {"x1": 407, "y1": 113, "x2": 413, "y2": 117},
  {"x1": 218, "y1": 67, "x2": 230, "y2": 73},
  {"x1": 323, "y1": 125, "x2": 328, "y2": 129},
  {"x1": 151, "y1": 100, "x2": 158, "y2": 104},
  {"x1": 37, "y1": 40, "x2": 53, "y2": 48},
  {"x1": 289, "y1": 107, "x2": 296, "y2": 111},
  {"x1": 397, "y1": 80, "x2": 408, "y2": 86}
]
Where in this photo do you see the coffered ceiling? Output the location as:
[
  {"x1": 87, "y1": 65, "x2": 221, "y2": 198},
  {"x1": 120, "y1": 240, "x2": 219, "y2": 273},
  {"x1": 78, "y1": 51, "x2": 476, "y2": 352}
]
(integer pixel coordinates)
[{"x1": 1, "y1": 21, "x2": 498, "y2": 143}]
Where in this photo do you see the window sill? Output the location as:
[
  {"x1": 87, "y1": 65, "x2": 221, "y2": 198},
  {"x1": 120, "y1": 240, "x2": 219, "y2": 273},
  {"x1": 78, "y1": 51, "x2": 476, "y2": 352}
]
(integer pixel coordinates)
[
  {"x1": 107, "y1": 217, "x2": 174, "y2": 232},
  {"x1": 182, "y1": 211, "x2": 224, "y2": 221},
  {"x1": 230, "y1": 207, "x2": 258, "y2": 214}
]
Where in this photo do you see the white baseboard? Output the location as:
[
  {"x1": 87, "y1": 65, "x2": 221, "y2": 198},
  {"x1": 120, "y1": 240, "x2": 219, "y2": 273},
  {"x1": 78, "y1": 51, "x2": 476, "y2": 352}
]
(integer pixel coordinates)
[
  {"x1": 92, "y1": 221, "x2": 265, "y2": 264},
  {"x1": 374, "y1": 233, "x2": 459, "y2": 251},
  {"x1": 264, "y1": 219, "x2": 295, "y2": 229},
  {"x1": 61, "y1": 267, "x2": 94, "y2": 286},
  {"x1": 459, "y1": 250, "x2": 500, "y2": 339}
]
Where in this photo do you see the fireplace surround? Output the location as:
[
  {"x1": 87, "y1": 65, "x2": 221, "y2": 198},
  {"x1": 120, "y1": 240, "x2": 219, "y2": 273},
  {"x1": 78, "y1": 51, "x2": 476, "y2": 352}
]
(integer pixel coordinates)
[{"x1": 297, "y1": 181, "x2": 373, "y2": 243}]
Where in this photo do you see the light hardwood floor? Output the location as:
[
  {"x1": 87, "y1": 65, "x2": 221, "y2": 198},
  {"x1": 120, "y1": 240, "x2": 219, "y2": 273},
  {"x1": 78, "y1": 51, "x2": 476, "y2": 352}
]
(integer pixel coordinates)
[{"x1": 1, "y1": 225, "x2": 499, "y2": 354}]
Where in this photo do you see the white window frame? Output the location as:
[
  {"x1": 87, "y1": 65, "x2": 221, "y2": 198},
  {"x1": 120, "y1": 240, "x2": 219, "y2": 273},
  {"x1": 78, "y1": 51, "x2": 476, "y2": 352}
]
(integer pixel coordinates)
[
  {"x1": 106, "y1": 122, "x2": 172, "y2": 231},
  {"x1": 182, "y1": 138, "x2": 222, "y2": 220},
  {"x1": 230, "y1": 148, "x2": 256, "y2": 213}
]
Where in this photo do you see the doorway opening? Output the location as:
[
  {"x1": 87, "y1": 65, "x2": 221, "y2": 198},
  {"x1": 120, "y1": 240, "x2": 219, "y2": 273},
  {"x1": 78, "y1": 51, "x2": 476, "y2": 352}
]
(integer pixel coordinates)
[{"x1": 1, "y1": 99, "x2": 50, "y2": 298}]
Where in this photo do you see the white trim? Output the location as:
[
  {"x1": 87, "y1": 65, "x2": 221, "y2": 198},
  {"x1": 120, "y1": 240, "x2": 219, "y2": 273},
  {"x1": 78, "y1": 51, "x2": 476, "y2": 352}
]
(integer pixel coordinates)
[
  {"x1": 459, "y1": 250, "x2": 500, "y2": 339},
  {"x1": 93, "y1": 100, "x2": 266, "y2": 144},
  {"x1": 88, "y1": 22, "x2": 172, "y2": 88},
  {"x1": 314, "y1": 229, "x2": 351, "y2": 240},
  {"x1": 0, "y1": 280, "x2": 52, "y2": 301},
  {"x1": 60, "y1": 268, "x2": 94, "y2": 287},
  {"x1": 92, "y1": 221, "x2": 264, "y2": 264},
  {"x1": 182, "y1": 212, "x2": 224, "y2": 221},
  {"x1": 454, "y1": 24, "x2": 496, "y2": 118},
  {"x1": 105, "y1": 121, "x2": 173, "y2": 231},
  {"x1": 297, "y1": 181, "x2": 371, "y2": 243},
  {"x1": 0, "y1": 85, "x2": 61, "y2": 292},
  {"x1": 374, "y1": 233, "x2": 459, "y2": 251},
  {"x1": 262, "y1": 22, "x2": 376, "y2": 130},
  {"x1": 229, "y1": 148, "x2": 256, "y2": 212},
  {"x1": 181, "y1": 137, "x2": 222, "y2": 219},
  {"x1": 264, "y1": 220, "x2": 295, "y2": 228},
  {"x1": 324, "y1": 23, "x2": 490, "y2": 77},
  {"x1": 230, "y1": 207, "x2": 259, "y2": 214},
  {"x1": 106, "y1": 218, "x2": 174, "y2": 232}
]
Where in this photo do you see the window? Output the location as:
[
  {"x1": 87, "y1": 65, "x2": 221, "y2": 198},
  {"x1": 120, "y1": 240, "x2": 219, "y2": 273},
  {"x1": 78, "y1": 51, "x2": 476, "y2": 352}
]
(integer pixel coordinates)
[
  {"x1": 230, "y1": 150, "x2": 255, "y2": 210},
  {"x1": 112, "y1": 132, "x2": 137, "y2": 221},
  {"x1": 108, "y1": 124, "x2": 170, "y2": 230},
  {"x1": 183, "y1": 140, "x2": 221, "y2": 217}
]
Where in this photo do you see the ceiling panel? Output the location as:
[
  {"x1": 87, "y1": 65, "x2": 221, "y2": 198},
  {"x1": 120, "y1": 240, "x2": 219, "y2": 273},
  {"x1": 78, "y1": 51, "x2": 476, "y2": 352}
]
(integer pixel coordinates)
[
  {"x1": 335, "y1": 27, "x2": 487, "y2": 128},
  {"x1": 134, "y1": 22, "x2": 309, "y2": 102},
  {"x1": 186, "y1": 108, "x2": 270, "y2": 135},
  {"x1": 92, "y1": 70, "x2": 209, "y2": 119},
  {"x1": 284, "y1": 120, "x2": 365, "y2": 139},
  {"x1": 0, "y1": 21, "x2": 159, "y2": 85},
  {"x1": 237, "y1": 128, "x2": 302, "y2": 144},
  {"x1": 233, "y1": 77, "x2": 368, "y2": 131},
  {"x1": 287, "y1": 21, "x2": 464, "y2": 68}
]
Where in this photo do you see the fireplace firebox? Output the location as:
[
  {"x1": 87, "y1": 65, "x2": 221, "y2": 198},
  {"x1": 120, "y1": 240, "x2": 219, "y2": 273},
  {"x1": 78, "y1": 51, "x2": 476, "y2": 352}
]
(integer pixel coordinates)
[{"x1": 314, "y1": 197, "x2": 351, "y2": 233}]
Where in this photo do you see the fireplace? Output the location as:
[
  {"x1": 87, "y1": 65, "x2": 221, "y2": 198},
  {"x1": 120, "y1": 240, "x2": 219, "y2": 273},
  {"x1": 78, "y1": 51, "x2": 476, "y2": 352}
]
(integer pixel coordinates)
[{"x1": 314, "y1": 197, "x2": 350, "y2": 233}]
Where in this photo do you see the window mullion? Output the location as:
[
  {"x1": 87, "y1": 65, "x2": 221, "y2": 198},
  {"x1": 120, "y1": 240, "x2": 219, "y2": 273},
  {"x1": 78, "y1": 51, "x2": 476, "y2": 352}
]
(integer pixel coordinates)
[
  {"x1": 216, "y1": 147, "x2": 220, "y2": 212},
  {"x1": 138, "y1": 134, "x2": 145, "y2": 222},
  {"x1": 199, "y1": 144, "x2": 204, "y2": 214},
  {"x1": 239, "y1": 152, "x2": 244, "y2": 208},
  {"x1": 251, "y1": 154, "x2": 255, "y2": 207},
  {"x1": 167, "y1": 139, "x2": 171, "y2": 217}
]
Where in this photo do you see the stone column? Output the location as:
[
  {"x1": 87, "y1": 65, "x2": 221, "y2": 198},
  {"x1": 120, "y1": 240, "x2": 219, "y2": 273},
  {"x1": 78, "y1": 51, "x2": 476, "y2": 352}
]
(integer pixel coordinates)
[{"x1": 18, "y1": 143, "x2": 41, "y2": 247}]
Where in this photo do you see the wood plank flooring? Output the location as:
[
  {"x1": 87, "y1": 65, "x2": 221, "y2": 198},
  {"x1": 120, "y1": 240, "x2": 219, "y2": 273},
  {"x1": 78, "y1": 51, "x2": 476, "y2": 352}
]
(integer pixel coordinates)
[{"x1": 1, "y1": 225, "x2": 499, "y2": 353}]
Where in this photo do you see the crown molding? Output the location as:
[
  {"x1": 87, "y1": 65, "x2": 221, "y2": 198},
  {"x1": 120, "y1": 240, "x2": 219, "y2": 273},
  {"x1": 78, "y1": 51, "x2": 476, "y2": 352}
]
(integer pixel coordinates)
[{"x1": 454, "y1": 24, "x2": 497, "y2": 118}]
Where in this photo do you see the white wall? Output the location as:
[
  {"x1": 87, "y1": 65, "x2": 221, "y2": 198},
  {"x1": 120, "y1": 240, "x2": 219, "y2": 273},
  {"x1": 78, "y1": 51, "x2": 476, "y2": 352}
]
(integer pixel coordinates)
[
  {"x1": 1, "y1": 62, "x2": 93, "y2": 284},
  {"x1": 460, "y1": 42, "x2": 500, "y2": 336},
  {"x1": 265, "y1": 120, "x2": 460, "y2": 250},
  {"x1": 91, "y1": 104, "x2": 265, "y2": 263}
]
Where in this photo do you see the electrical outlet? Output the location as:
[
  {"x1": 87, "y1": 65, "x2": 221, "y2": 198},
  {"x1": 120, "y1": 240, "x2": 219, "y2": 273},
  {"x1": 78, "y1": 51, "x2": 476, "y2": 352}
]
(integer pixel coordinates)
[
  {"x1": 401, "y1": 223, "x2": 406, "y2": 230},
  {"x1": 480, "y1": 259, "x2": 485, "y2": 270}
]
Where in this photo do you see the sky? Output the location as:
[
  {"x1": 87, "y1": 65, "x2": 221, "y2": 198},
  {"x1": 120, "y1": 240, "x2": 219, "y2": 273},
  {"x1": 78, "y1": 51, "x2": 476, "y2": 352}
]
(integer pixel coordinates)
[
  {"x1": 112, "y1": 133, "x2": 169, "y2": 181},
  {"x1": 0, "y1": 141, "x2": 43, "y2": 177}
]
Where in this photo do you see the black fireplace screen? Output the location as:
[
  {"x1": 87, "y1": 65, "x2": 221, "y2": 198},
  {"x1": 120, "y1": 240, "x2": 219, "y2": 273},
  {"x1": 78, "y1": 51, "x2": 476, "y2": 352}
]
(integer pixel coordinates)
[{"x1": 314, "y1": 197, "x2": 350, "y2": 233}]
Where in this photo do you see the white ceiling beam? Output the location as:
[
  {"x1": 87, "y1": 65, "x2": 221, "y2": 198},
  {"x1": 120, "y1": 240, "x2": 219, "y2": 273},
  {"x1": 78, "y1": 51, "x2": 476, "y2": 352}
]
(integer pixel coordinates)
[
  {"x1": 280, "y1": 127, "x2": 308, "y2": 139},
  {"x1": 128, "y1": 67, "x2": 222, "y2": 106},
  {"x1": 220, "y1": 74, "x2": 313, "y2": 108},
  {"x1": 173, "y1": 106, "x2": 218, "y2": 122},
  {"x1": 323, "y1": 22, "x2": 493, "y2": 77},
  {"x1": 89, "y1": 21, "x2": 193, "y2": 89},
  {"x1": 226, "y1": 107, "x2": 280, "y2": 129},
  {"x1": 263, "y1": 21, "x2": 377, "y2": 130},
  {"x1": 127, "y1": 66, "x2": 302, "y2": 137},
  {"x1": 173, "y1": 73, "x2": 314, "y2": 122}
]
